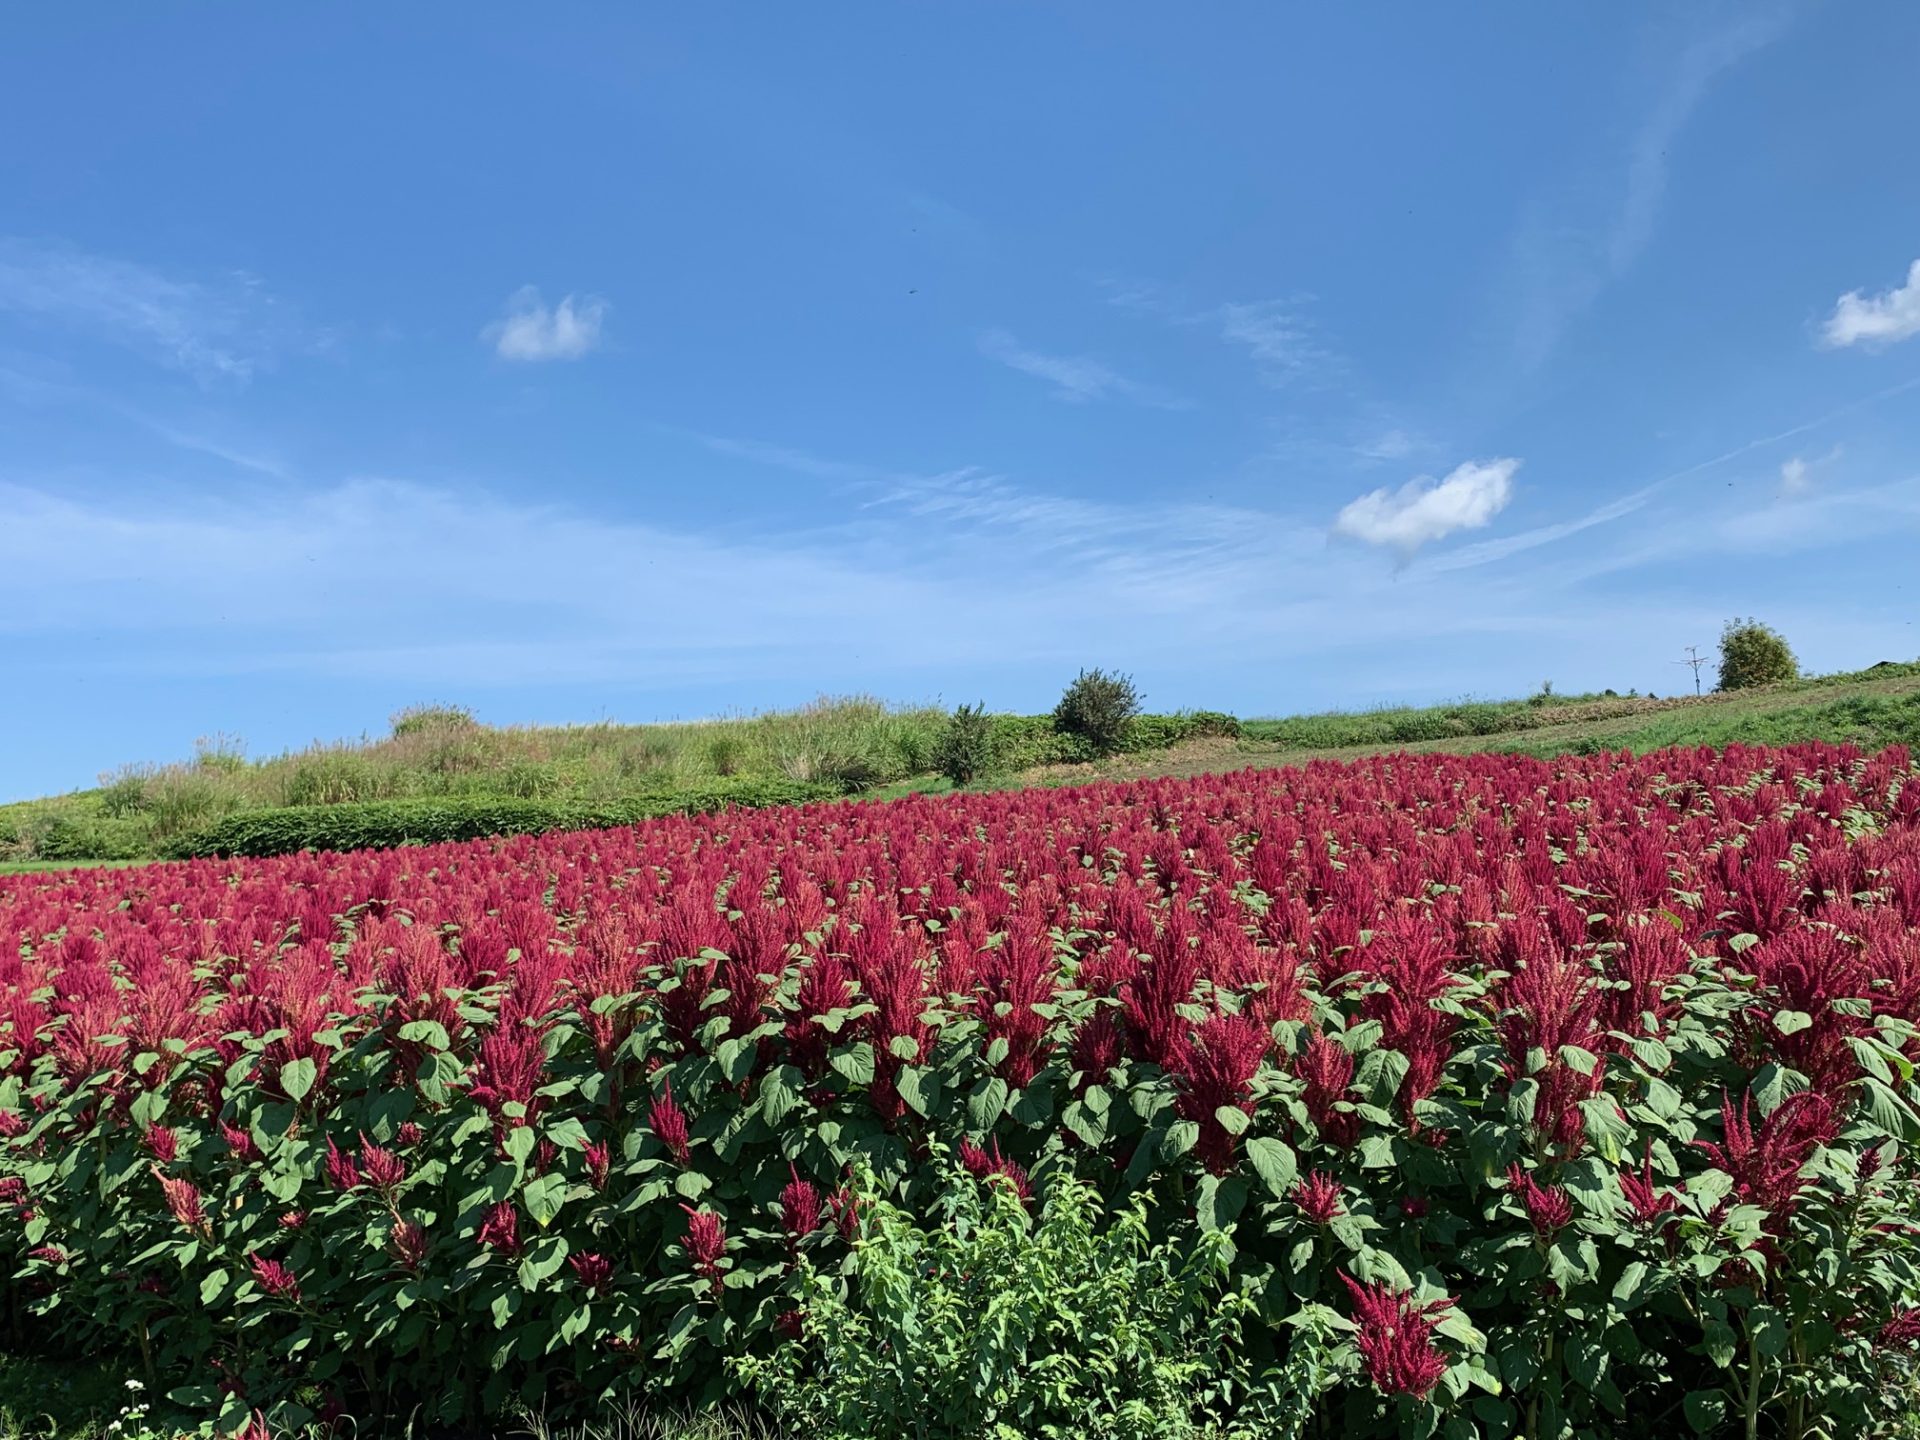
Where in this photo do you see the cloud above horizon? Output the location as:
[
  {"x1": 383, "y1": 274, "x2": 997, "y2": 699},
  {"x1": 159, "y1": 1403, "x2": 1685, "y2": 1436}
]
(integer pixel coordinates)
[
  {"x1": 485, "y1": 287, "x2": 608, "y2": 362},
  {"x1": 1333, "y1": 458, "x2": 1521, "y2": 555},
  {"x1": 977, "y1": 328, "x2": 1183, "y2": 406},
  {"x1": 1821, "y1": 258, "x2": 1920, "y2": 348},
  {"x1": 0, "y1": 237, "x2": 292, "y2": 384}
]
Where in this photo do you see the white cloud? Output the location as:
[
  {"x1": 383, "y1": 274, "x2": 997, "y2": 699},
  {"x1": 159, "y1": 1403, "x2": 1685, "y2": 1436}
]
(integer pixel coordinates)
[
  {"x1": 1777, "y1": 444, "x2": 1841, "y2": 496},
  {"x1": 1333, "y1": 458, "x2": 1520, "y2": 554},
  {"x1": 1355, "y1": 428, "x2": 1418, "y2": 462},
  {"x1": 484, "y1": 287, "x2": 608, "y2": 362},
  {"x1": 1098, "y1": 279, "x2": 1341, "y2": 389},
  {"x1": 1214, "y1": 300, "x2": 1329, "y2": 384},
  {"x1": 1820, "y1": 259, "x2": 1920, "y2": 349},
  {"x1": 0, "y1": 237, "x2": 291, "y2": 384},
  {"x1": 977, "y1": 329, "x2": 1183, "y2": 407}
]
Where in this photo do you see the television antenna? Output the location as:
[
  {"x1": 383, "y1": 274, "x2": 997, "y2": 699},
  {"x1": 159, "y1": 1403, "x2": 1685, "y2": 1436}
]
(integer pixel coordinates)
[{"x1": 1675, "y1": 645, "x2": 1710, "y2": 696}]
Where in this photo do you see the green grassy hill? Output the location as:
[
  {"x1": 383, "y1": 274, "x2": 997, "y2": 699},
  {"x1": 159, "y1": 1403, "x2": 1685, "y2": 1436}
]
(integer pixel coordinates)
[
  {"x1": 1024, "y1": 661, "x2": 1920, "y2": 788},
  {"x1": 0, "y1": 699, "x2": 1233, "y2": 867},
  {"x1": 4, "y1": 663, "x2": 1917, "y2": 872}
]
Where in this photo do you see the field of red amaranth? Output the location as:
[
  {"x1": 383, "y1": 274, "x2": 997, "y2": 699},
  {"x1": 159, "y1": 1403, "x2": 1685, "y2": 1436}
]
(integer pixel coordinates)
[{"x1": 5, "y1": 743, "x2": 1920, "y2": 1437}]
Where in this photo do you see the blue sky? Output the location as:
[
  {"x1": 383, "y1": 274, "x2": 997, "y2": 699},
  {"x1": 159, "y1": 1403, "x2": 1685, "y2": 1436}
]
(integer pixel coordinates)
[{"x1": 4, "y1": 5, "x2": 1920, "y2": 799}]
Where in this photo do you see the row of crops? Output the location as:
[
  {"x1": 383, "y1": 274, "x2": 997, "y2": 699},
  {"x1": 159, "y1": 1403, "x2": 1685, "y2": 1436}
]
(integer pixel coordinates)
[{"x1": 3, "y1": 743, "x2": 1920, "y2": 1436}]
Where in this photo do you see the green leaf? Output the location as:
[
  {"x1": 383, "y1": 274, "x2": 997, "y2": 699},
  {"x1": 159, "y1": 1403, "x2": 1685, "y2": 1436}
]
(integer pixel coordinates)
[
  {"x1": 1244, "y1": 1136, "x2": 1298, "y2": 1199},
  {"x1": 522, "y1": 1172, "x2": 568, "y2": 1228},
  {"x1": 1772, "y1": 1010, "x2": 1814, "y2": 1036},
  {"x1": 760, "y1": 1066, "x2": 802, "y2": 1126},
  {"x1": 1613, "y1": 1261, "x2": 1651, "y2": 1307},
  {"x1": 280, "y1": 1057, "x2": 317, "y2": 1103},
  {"x1": 1195, "y1": 1174, "x2": 1247, "y2": 1232},
  {"x1": 1629, "y1": 1036, "x2": 1673, "y2": 1072},
  {"x1": 396, "y1": 1019, "x2": 450, "y2": 1050},
  {"x1": 504, "y1": 1126, "x2": 537, "y2": 1169},
  {"x1": 1750, "y1": 1306, "x2": 1787, "y2": 1358},
  {"x1": 1357, "y1": 1133, "x2": 1396, "y2": 1169},
  {"x1": 1062, "y1": 1100, "x2": 1107, "y2": 1148},
  {"x1": 1702, "y1": 1319, "x2": 1738, "y2": 1370},
  {"x1": 1859, "y1": 1077, "x2": 1920, "y2": 1140},
  {"x1": 829, "y1": 1042, "x2": 875, "y2": 1087},
  {"x1": 967, "y1": 1076, "x2": 1010, "y2": 1131},
  {"x1": 1557, "y1": 1044, "x2": 1598, "y2": 1077},
  {"x1": 715, "y1": 1036, "x2": 756, "y2": 1084},
  {"x1": 1009, "y1": 1081, "x2": 1053, "y2": 1128},
  {"x1": 895, "y1": 1066, "x2": 938, "y2": 1119},
  {"x1": 1163, "y1": 1120, "x2": 1200, "y2": 1159},
  {"x1": 1684, "y1": 1389, "x2": 1728, "y2": 1434},
  {"x1": 1579, "y1": 1096, "x2": 1633, "y2": 1164},
  {"x1": 518, "y1": 1234, "x2": 570, "y2": 1289},
  {"x1": 1214, "y1": 1105, "x2": 1251, "y2": 1136},
  {"x1": 1566, "y1": 1334, "x2": 1606, "y2": 1392},
  {"x1": 559, "y1": 1302, "x2": 594, "y2": 1345}
]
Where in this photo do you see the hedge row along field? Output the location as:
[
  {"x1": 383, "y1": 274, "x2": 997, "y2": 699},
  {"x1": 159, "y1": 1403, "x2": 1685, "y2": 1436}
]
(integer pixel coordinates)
[{"x1": 4, "y1": 744, "x2": 1920, "y2": 1437}]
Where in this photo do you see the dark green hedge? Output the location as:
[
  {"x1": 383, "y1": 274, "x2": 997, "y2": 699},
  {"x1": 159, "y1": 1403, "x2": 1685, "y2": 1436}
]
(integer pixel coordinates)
[
  {"x1": 983, "y1": 710, "x2": 1239, "y2": 770},
  {"x1": 166, "y1": 778, "x2": 843, "y2": 860}
]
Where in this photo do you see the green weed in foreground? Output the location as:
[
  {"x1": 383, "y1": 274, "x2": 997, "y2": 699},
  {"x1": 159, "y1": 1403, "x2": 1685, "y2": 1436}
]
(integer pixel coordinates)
[
  {"x1": 0, "y1": 1355, "x2": 130, "y2": 1439},
  {"x1": 735, "y1": 1160, "x2": 1333, "y2": 1440}
]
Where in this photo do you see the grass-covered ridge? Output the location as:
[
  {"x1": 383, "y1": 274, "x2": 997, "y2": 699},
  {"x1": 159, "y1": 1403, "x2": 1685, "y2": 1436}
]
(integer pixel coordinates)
[{"x1": 0, "y1": 699, "x2": 1237, "y2": 865}]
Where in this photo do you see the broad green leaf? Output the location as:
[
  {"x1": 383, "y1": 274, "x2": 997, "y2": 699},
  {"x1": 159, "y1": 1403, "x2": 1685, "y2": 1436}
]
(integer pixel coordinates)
[
  {"x1": 1244, "y1": 1136, "x2": 1298, "y2": 1199},
  {"x1": 522, "y1": 1172, "x2": 568, "y2": 1228},
  {"x1": 829, "y1": 1042, "x2": 875, "y2": 1087},
  {"x1": 280, "y1": 1057, "x2": 317, "y2": 1103},
  {"x1": 967, "y1": 1077, "x2": 1010, "y2": 1131},
  {"x1": 1684, "y1": 1389, "x2": 1728, "y2": 1434}
]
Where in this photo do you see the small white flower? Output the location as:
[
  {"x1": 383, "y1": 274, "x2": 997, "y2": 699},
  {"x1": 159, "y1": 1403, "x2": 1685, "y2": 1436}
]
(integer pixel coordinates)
[{"x1": 125, "y1": 1378, "x2": 146, "y2": 1391}]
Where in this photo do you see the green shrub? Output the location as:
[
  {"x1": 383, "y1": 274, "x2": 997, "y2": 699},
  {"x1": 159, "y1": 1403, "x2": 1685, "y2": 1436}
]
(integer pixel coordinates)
[
  {"x1": 167, "y1": 779, "x2": 841, "y2": 859},
  {"x1": 1385, "y1": 710, "x2": 1454, "y2": 744},
  {"x1": 934, "y1": 703, "x2": 995, "y2": 785},
  {"x1": 1124, "y1": 711, "x2": 1241, "y2": 752},
  {"x1": 1053, "y1": 668, "x2": 1142, "y2": 756},
  {"x1": 35, "y1": 812, "x2": 150, "y2": 861},
  {"x1": 987, "y1": 714, "x2": 1092, "y2": 770},
  {"x1": 390, "y1": 703, "x2": 478, "y2": 737},
  {"x1": 735, "y1": 1162, "x2": 1320, "y2": 1440},
  {"x1": 1718, "y1": 617, "x2": 1800, "y2": 691}
]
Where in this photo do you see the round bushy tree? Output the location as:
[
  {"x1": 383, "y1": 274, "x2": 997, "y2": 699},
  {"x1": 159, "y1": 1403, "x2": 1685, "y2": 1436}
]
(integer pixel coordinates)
[
  {"x1": 1717, "y1": 617, "x2": 1799, "y2": 691},
  {"x1": 934, "y1": 703, "x2": 995, "y2": 786},
  {"x1": 1053, "y1": 668, "x2": 1141, "y2": 755}
]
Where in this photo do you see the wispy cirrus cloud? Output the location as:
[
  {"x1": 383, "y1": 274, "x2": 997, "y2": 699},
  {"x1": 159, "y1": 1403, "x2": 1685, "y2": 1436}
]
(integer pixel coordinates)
[
  {"x1": 1820, "y1": 258, "x2": 1920, "y2": 349},
  {"x1": 0, "y1": 237, "x2": 295, "y2": 385},
  {"x1": 1506, "y1": 9, "x2": 1789, "y2": 371},
  {"x1": 1333, "y1": 458, "x2": 1521, "y2": 556},
  {"x1": 484, "y1": 286, "x2": 608, "y2": 362},
  {"x1": 1098, "y1": 277, "x2": 1342, "y2": 389},
  {"x1": 977, "y1": 328, "x2": 1186, "y2": 407},
  {"x1": 1212, "y1": 299, "x2": 1341, "y2": 387}
]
